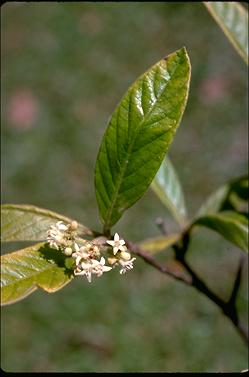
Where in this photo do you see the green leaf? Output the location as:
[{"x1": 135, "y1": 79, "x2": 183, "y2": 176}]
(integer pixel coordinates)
[
  {"x1": 1, "y1": 204, "x2": 92, "y2": 242},
  {"x1": 197, "y1": 175, "x2": 248, "y2": 216},
  {"x1": 204, "y1": 2, "x2": 248, "y2": 64},
  {"x1": 1, "y1": 243, "x2": 74, "y2": 305},
  {"x1": 139, "y1": 233, "x2": 180, "y2": 254},
  {"x1": 197, "y1": 185, "x2": 230, "y2": 216},
  {"x1": 95, "y1": 47, "x2": 191, "y2": 231},
  {"x1": 151, "y1": 156, "x2": 188, "y2": 226},
  {"x1": 228, "y1": 175, "x2": 249, "y2": 204},
  {"x1": 192, "y1": 211, "x2": 248, "y2": 252}
]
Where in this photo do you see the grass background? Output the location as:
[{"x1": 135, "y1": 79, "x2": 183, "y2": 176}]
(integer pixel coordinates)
[{"x1": 1, "y1": 2, "x2": 248, "y2": 372}]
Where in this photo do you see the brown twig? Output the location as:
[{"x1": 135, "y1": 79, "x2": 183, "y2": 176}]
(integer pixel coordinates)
[
  {"x1": 127, "y1": 219, "x2": 248, "y2": 346},
  {"x1": 126, "y1": 241, "x2": 192, "y2": 285},
  {"x1": 176, "y1": 249, "x2": 248, "y2": 345},
  {"x1": 228, "y1": 255, "x2": 244, "y2": 306}
]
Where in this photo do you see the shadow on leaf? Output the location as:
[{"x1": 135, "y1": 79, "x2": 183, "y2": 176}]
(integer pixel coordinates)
[{"x1": 39, "y1": 243, "x2": 75, "y2": 278}]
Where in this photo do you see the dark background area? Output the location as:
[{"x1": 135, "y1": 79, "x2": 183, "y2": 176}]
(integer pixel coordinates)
[{"x1": 1, "y1": 2, "x2": 248, "y2": 372}]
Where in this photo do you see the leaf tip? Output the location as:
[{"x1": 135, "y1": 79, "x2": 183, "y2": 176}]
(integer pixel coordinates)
[{"x1": 163, "y1": 47, "x2": 191, "y2": 72}]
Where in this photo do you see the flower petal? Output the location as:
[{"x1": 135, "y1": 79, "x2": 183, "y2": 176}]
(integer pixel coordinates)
[
  {"x1": 114, "y1": 233, "x2": 120, "y2": 241},
  {"x1": 106, "y1": 240, "x2": 115, "y2": 247},
  {"x1": 100, "y1": 257, "x2": 106, "y2": 265},
  {"x1": 103, "y1": 266, "x2": 112, "y2": 272},
  {"x1": 119, "y1": 245, "x2": 127, "y2": 252},
  {"x1": 113, "y1": 246, "x2": 119, "y2": 255},
  {"x1": 74, "y1": 242, "x2": 80, "y2": 252}
]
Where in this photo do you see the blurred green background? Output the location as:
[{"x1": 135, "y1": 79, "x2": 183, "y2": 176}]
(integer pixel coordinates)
[{"x1": 1, "y1": 2, "x2": 248, "y2": 372}]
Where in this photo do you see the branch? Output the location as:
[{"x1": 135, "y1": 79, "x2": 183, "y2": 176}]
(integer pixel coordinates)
[
  {"x1": 228, "y1": 255, "x2": 244, "y2": 306},
  {"x1": 176, "y1": 253, "x2": 225, "y2": 307},
  {"x1": 126, "y1": 241, "x2": 192, "y2": 285},
  {"x1": 129, "y1": 218, "x2": 249, "y2": 346},
  {"x1": 177, "y1": 250, "x2": 248, "y2": 345},
  {"x1": 224, "y1": 255, "x2": 248, "y2": 343},
  {"x1": 156, "y1": 217, "x2": 168, "y2": 235}
]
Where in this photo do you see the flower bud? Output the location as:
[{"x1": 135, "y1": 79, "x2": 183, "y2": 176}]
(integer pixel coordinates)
[
  {"x1": 70, "y1": 221, "x2": 78, "y2": 230},
  {"x1": 64, "y1": 247, "x2": 73, "y2": 256},
  {"x1": 120, "y1": 250, "x2": 131, "y2": 261},
  {"x1": 55, "y1": 235, "x2": 64, "y2": 244},
  {"x1": 108, "y1": 257, "x2": 118, "y2": 265},
  {"x1": 93, "y1": 245, "x2": 100, "y2": 255}
]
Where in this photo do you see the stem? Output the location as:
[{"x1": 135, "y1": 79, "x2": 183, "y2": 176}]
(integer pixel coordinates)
[
  {"x1": 129, "y1": 220, "x2": 248, "y2": 346},
  {"x1": 103, "y1": 226, "x2": 111, "y2": 238},
  {"x1": 126, "y1": 241, "x2": 192, "y2": 285},
  {"x1": 177, "y1": 253, "x2": 248, "y2": 345},
  {"x1": 228, "y1": 255, "x2": 244, "y2": 306},
  {"x1": 174, "y1": 233, "x2": 248, "y2": 346}
]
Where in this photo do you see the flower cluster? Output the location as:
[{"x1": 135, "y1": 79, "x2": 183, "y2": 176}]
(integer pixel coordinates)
[
  {"x1": 46, "y1": 222, "x2": 136, "y2": 283},
  {"x1": 106, "y1": 233, "x2": 136, "y2": 274},
  {"x1": 72, "y1": 241, "x2": 111, "y2": 283},
  {"x1": 46, "y1": 220, "x2": 78, "y2": 255}
]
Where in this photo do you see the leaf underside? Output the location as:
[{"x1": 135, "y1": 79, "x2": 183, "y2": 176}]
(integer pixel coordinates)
[
  {"x1": 196, "y1": 175, "x2": 248, "y2": 216},
  {"x1": 1, "y1": 204, "x2": 92, "y2": 242},
  {"x1": 1, "y1": 243, "x2": 74, "y2": 306},
  {"x1": 139, "y1": 233, "x2": 180, "y2": 254},
  {"x1": 193, "y1": 211, "x2": 248, "y2": 252},
  {"x1": 204, "y1": 2, "x2": 248, "y2": 64},
  {"x1": 151, "y1": 156, "x2": 187, "y2": 226},
  {"x1": 95, "y1": 47, "x2": 191, "y2": 231}
]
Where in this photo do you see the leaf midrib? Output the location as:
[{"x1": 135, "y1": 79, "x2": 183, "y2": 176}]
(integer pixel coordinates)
[{"x1": 103, "y1": 58, "x2": 181, "y2": 230}]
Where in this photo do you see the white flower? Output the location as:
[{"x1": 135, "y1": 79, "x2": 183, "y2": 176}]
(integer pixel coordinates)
[
  {"x1": 106, "y1": 233, "x2": 127, "y2": 255},
  {"x1": 47, "y1": 221, "x2": 80, "y2": 254},
  {"x1": 47, "y1": 221, "x2": 69, "y2": 249},
  {"x1": 72, "y1": 241, "x2": 100, "y2": 264},
  {"x1": 56, "y1": 221, "x2": 68, "y2": 232},
  {"x1": 92, "y1": 257, "x2": 112, "y2": 277},
  {"x1": 119, "y1": 257, "x2": 136, "y2": 275},
  {"x1": 74, "y1": 262, "x2": 93, "y2": 282},
  {"x1": 72, "y1": 243, "x2": 90, "y2": 265},
  {"x1": 74, "y1": 257, "x2": 112, "y2": 283},
  {"x1": 85, "y1": 243, "x2": 100, "y2": 257}
]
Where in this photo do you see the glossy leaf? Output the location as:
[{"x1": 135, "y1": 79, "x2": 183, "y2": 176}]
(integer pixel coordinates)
[
  {"x1": 139, "y1": 233, "x2": 180, "y2": 254},
  {"x1": 1, "y1": 243, "x2": 74, "y2": 305},
  {"x1": 1, "y1": 204, "x2": 92, "y2": 242},
  {"x1": 95, "y1": 48, "x2": 191, "y2": 231},
  {"x1": 192, "y1": 211, "x2": 248, "y2": 252},
  {"x1": 151, "y1": 156, "x2": 187, "y2": 226},
  {"x1": 204, "y1": 2, "x2": 248, "y2": 64},
  {"x1": 197, "y1": 175, "x2": 248, "y2": 216}
]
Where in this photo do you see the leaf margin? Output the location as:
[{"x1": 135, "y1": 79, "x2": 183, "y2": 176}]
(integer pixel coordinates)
[
  {"x1": 1, "y1": 242, "x2": 74, "y2": 306},
  {"x1": 151, "y1": 156, "x2": 188, "y2": 227},
  {"x1": 95, "y1": 47, "x2": 191, "y2": 232},
  {"x1": 204, "y1": 1, "x2": 248, "y2": 64},
  {"x1": 1, "y1": 203, "x2": 93, "y2": 242}
]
